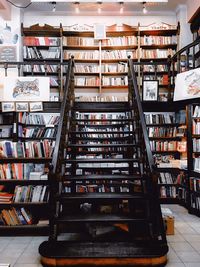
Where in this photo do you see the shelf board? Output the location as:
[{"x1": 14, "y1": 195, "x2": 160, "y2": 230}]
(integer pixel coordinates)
[
  {"x1": 23, "y1": 58, "x2": 60, "y2": 62},
  {"x1": 140, "y1": 44, "x2": 177, "y2": 49},
  {"x1": 101, "y1": 85, "x2": 128, "y2": 89},
  {"x1": 25, "y1": 45, "x2": 60, "y2": 48},
  {"x1": 0, "y1": 202, "x2": 49, "y2": 208},
  {"x1": 75, "y1": 72, "x2": 99, "y2": 76},
  {"x1": 149, "y1": 137, "x2": 182, "y2": 140},
  {"x1": 101, "y1": 45, "x2": 137, "y2": 50},
  {"x1": 66, "y1": 59, "x2": 99, "y2": 63},
  {"x1": 152, "y1": 151, "x2": 180, "y2": 154},
  {"x1": 146, "y1": 123, "x2": 181, "y2": 127},
  {"x1": 140, "y1": 58, "x2": 173, "y2": 62},
  {"x1": 75, "y1": 85, "x2": 100, "y2": 89},
  {"x1": 23, "y1": 71, "x2": 59, "y2": 76},
  {"x1": 18, "y1": 137, "x2": 56, "y2": 141},
  {"x1": 0, "y1": 180, "x2": 49, "y2": 185},
  {"x1": 63, "y1": 45, "x2": 99, "y2": 50},
  {"x1": 139, "y1": 29, "x2": 178, "y2": 36},
  {"x1": 0, "y1": 158, "x2": 52, "y2": 163}
]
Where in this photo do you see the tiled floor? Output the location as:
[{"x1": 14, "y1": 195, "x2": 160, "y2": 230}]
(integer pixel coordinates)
[{"x1": 0, "y1": 204, "x2": 199, "y2": 267}]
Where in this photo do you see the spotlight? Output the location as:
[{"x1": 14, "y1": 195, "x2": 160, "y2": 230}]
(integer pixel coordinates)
[
  {"x1": 74, "y1": 2, "x2": 80, "y2": 14},
  {"x1": 97, "y1": 1, "x2": 102, "y2": 14},
  {"x1": 142, "y1": 2, "x2": 147, "y2": 14},
  {"x1": 52, "y1": 1, "x2": 56, "y2": 12},
  {"x1": 119, "y1": 2, "x2": 124, "y2": 14}
]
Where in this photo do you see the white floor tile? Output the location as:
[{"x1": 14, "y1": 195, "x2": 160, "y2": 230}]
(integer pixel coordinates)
[
  {"x1": 176, "y1": 251, "x2": 200, "y2": 263},
  {"x1": 170, "y1": 242, "x2": 195, "y2": 252}
]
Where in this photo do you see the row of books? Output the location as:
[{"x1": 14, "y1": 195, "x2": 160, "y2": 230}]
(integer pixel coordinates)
[
  {"x1": 190, "y1": 195, "x2": 200, "y2": 210},
  {"x1": 75, "y1": 95, "x2": 128, "y2": 102},
  {"x1": 102, "y1": 63, "x2": 128, "y2": 73},
  {"x1": 190, "y1": 177, "x2": 200, "y2": 192},
  {"x1": 68, "y1": 162, "x2": 130, "y2": 168},
  {"x1": 18, "y1": 126, "x2": 57, "y2": 139},
  {"x1": 160, "y1": 186, "x2": 176, "y2": 198},
  {"x1": 145, "y1": 113, "x2": 175, "y2": 124},
  {"x1": 193, "y1": 106, "x2": 200, "y2": 118},
  {"x1": 102, "y1": 77, "x2": 128, "y2": 86},
  {"x1": 140, "y1": 49, "x2": 175, "y2": 58},
  {"x1": 64, "y1": 51, "x2": 99, "y2": 60},
  {"x1": 24, "y1": 47, "x2": 60, "y2": 59},
  {"x1": 18, "y1": 113, "x2": 60, "y2": 126},
  {"x1": 158, "y1": 172, "x2": 176, "y2": 184},
  {"x1": 142, "y1": 75, "x2": 168, "y2": 85},
  {"x1": 76, "y1": 113, "x2": 129, "y2": 120},
  {"x1": 75, "y1": 64, "x2": 100, "y2": 73},
  {"x1": 101, "y1": 36, "x2": 137, "y2": 46},
  {"x1": 13, "y1": 185, "x2": 49, "y2": 203},
  {"x1": 193, "y1": 139, "x2": 200, "y2": 152},
  {"x1": 142, "y1": 64, "x2": 168, "y2": 72},
  {"x1": 140, "y1": 36, "x2": 177, "y2": 45},
  {"x1": 0, "y1": 163, "x2": 47, "y2": 180},
  {"x1": 147, "y1": 127, "x2": 178, "y2": 138},
  {"x1": 192, "y1": 121, "x2": 200, "y2": 135},
  {"x1": 193, "y1": 158, "x2": 200, "y2": 172},
  {"x1": 77, "y1": 133, "x2": 129, "y2": 139},
  {"x1": 0, "y1": 140, "x2": 54, "y2": 158},
  {"x1": 73, "y1": 169, "x2": 129, "y2": 176},
  {"x1": 63, "y1": 36, "x2": 98, "y2": 46},
  {"x1": 150, "y1": 140, "x2": 178, "y2": 151},
  {"x1": 23, "y1": 64, "x2": 59, "y2": 73},
  {"x1": 101, "y1": 50, "x2": 136, "y2": 59},
  {"x1": 65, "y1": 184, "x2": 130, "y2": 193},
  {"x1": 75, "y1": 77, "x2": 100, "y2": 86},
  {"x1": 0, "y1": 127, "x2": 12, "y2": 138},
  {"x1": 0, "y1": 208, "x2": 33, "y2": 226},
  {"x1": 80, "y1": 126, "x2": 129, "y2": 132},
  {"x1": 23, "y1": 37, "x2": 60, "y2": 46}
]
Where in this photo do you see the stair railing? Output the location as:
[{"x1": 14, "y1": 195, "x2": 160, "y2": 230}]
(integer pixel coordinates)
[
  {"x1": 48, "y1": 57, "x2": 75, "y2": 241},
  {"x1": 128, "y1": 58, "x2": 167, "y2": 243}
]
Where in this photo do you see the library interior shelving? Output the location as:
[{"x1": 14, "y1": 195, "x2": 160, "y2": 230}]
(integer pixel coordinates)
[{"x1": 0, "y1": 2, "x2": 200, "y2": 265}]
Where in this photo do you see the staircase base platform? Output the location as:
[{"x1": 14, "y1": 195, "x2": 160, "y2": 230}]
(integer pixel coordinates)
[{"x1": 39, "y1": 241, "x2": 168, "y2": 266}]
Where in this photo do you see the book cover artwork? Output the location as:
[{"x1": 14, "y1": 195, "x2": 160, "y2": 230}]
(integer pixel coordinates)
[
  {"x1": 174, "y1": 68, "x2": 200, "y2": 101},
  {"x1": 3, "y1": 77, "x2": 50, "y2": 101}
]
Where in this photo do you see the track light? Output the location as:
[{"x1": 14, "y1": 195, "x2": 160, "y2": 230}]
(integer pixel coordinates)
[
  {"x1": 52, "y1": 1, "x2": 56, "y2": 12},
  {"x1": 74, "y1": 2, "x2": 80, "y2": 13},
  {"x1": 97, "y1": 1, "x2": 102, "y2": 14},
  {"x1": 142, "y1": 2, "x2": 147, "y2": 14},
  {"x1": 119, "y1": 2, "x2": 124, "y2": 14}
]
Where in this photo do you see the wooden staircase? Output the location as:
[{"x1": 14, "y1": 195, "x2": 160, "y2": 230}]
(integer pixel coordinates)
[{"x1": 39, "y1": 59, "x2": 168, "y2": 266}]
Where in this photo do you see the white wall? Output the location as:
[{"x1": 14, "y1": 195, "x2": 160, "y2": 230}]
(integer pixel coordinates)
[
  {"x1": 186, "y1": 0, "x2": 200, "y2": 22},
  {"x1": 176, "y1": 5, "x2": 192, "y2": 49},
  {"x1": 23, "y1": 14, "x2": 176, "y2": 28}
]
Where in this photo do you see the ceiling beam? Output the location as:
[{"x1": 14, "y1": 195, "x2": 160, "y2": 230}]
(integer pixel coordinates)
[{"x1": 0, "y1": 0, "x2": 11, "y2": 20}]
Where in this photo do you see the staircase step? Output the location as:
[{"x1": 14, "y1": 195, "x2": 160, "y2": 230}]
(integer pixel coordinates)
[
  {"x1": 74, "y1": 102, "x2": 130, "y2": 112},
  {"x1": 76, "y1": 123, "x2": 130, "y2": 127},
  {"x1": 39, "y1": 241, "x2": 168, "y2": 266},
  {"x1": 74, "y1": 119, "x2": 133, "y2": 122},
  {"x1": 64, "y1": 158, "x2": 140, "y2": 163},
  {"x1": 56, "y1": 214, "x2": 147, "y2": 223},
  {"x1": 69, "y1": 136, "x2": 132, "y2": 141},
  {"x1": 70, "y1": 131, "x2": 133, "y2": 134},
  {"x1": 63, "y1": 174, "x2": 142, "y2": 180},
  {"x1": 67, "y1": 144, "x2": 138, "y2": 148},
  {"x1": 59, "y1": 193, "x2": 147, "y2": 201}
]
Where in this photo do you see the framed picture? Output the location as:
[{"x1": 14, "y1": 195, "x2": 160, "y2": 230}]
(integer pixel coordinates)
[
  {"x1": 3, "y1": 76, "x2": 50, "y2": 102},
  {"x1": 174, "y1": 67, "x2": 200, "y2": 101},
  {"x1": 16, "y1": 102, "x2": 29, "y2": 112},
  {"x1": 2, "y1": 102, "x2": 15, "y2": 112},
  {"x1": 142, "y1": 80, "x2": 159, "y2": 101},
  {"x1": 29, "y1": 102, "x2": 43, "y2": 112},
  {"x1": 94, "y1": 24, "x2": 106, "y2": 40}
]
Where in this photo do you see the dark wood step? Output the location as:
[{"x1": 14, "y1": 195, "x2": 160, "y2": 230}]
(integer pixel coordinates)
[
  {"x1": 63, "y1": 174, "x2": 142, "y2": 181},
  {"x1": 74, "y1": 102, "x2": 130, "y2": 112},
  {"x1": 64, "y1": 158, "x2": 140, "y2": 163},
  {"x1": 56, "y1": 214, "x2": 147, "y2": 223},
  {"x1": 75, "y1": 124, "x2": 130, "y2": 127},
  {"x1": 59, "y1": 193, "x2": 147, "y2": 201},
  {"x1": 69, "y1": 136, "x2": 132, "y2": 141},
  {"x1": 39, "y1": 240, "x2": 168, "y2": 261},
  {"x1": 67, "y1": 144, "x2": 138, "y2": 148},
  {"x1": 70, "y1": 131, "x2": 133, "y2": 134}
]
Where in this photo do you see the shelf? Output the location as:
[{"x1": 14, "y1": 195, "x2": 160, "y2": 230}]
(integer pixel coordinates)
[
  {"x1": 140, "y1": 58, "x2": 173, "y2": 62},
  {"x1": 23, "y1": 71, "x2": 59, "y2": 76},
  {"x1": 18, "y1": 137, "x2": 56, "y2": 141},
  {"x1": 75, "y1": 85, "x2": 100, "y2": 89},
  {"x1": 152, "y1": 151, "x2": 180, "y2": 154},
  {"x1": 102, "y1": 85, "x2": 128, "y2": 90},
  {"x1": 0, "y1": 202, "x2": 49, "y2": 208},
  {"x1": 67, "y1": 59, "x2": 99, "y2": 63},
  {"x1": 140, "y1": 44, "x2": 177, "y2": 49},
  {"x1": 149, "y1": 137, "x2": 182, "y2": 140},
  {"x1": 23, "y1": 58, "x2": 61, "y2": 62},
  {"x1": 101, "y1": 45, "x2": 138, "y2": 50},
  {"x1": 0, "y1": 158, "x2": 52, "y2": 163},
  {"x1": 139, "y1": 29, "x2": 178, "y2": 36},
  {"x1": 75, "y1": 72, "x2": 99, "y2": 76},
  {"x1": 146, "y1": 123, "x2": 181, "y2": 127},
  {"x1": 0, "y1": 180, "x2": 49, "y2": 185},
  {"x1": 63, "y1": 45, "x2": 99, "y2": 50}
]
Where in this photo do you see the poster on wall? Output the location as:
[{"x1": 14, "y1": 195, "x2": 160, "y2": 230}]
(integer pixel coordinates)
[
  {"x1": 0, "y1": 46, "x2": 17, "y2": 61},
  {"x1": 174, "y1": 68, "x2": 200, "y2": 101},
  {"x1": 3, "y1": 77, "x2": 50, "y2": 102}
]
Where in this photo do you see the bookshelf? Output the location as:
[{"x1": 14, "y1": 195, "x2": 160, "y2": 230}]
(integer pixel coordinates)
[
  {"x1": 187, "y1": 104, "x2": 200, "y2": 216},
  {"x1": 144, "y1": 110, "x2": 187, "y2": 203},
  {"x1": 21, "y1": 23, "x2": 63, "y2": 102},
  {"x1": 0, "y1": 110, "x2": 60, "y2": 233}
]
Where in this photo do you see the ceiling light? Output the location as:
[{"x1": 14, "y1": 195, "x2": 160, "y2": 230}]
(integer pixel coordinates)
[
  {"x1": 97, "y1": 1, "x2": 102, "y2": 14},
  {"x1": 142, "y1": 2, "x2": 147, "y2": 14},
  {"x1": 52, "y1": 1, "x2": 56, "y2": 12},
  {"x1": 74, "y1": 2, "x2": 80, "y2": 13},
  {"x1": 119, "y1": 2, "x2": 124, "y2": 14}
]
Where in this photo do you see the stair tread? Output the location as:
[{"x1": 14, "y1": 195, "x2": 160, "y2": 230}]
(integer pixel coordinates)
[
  {"x1": 70, "y1": 131, "x2": 133, "y2": 134},
  {"x1": 57, "y1": 214, "x2": 147, "y2": 222},
  {"x1": 39, "y1": 240, "x2": 168, "y2": 258},
  {"x1": 68, "y1": 144, "x2": 138, "y2": 147},
  {"x1": 59, "y1": 193, "x2": 147, "y2": 200},
  {"x1": 63, "y1": 174, "x2": 142, "y2": 180},
  {"x1": 65, "y1": 158, "x2": 140, "y2": 163}
]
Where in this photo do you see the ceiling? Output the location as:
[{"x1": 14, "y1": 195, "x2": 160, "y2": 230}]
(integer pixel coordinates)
[{"x1": 7, "y1": 0, "x2": 188, "y2": 15}]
